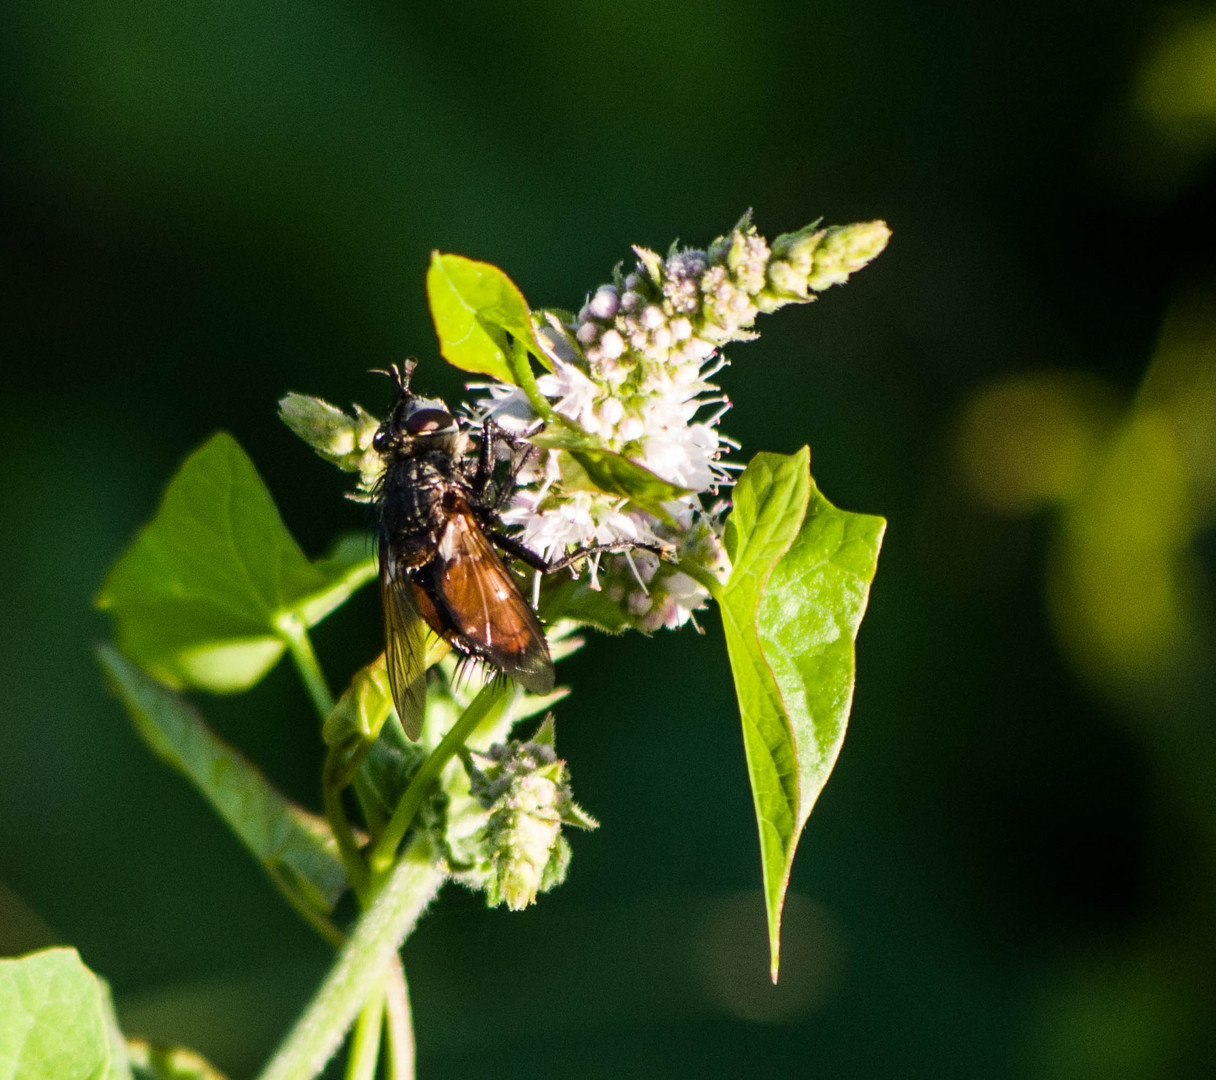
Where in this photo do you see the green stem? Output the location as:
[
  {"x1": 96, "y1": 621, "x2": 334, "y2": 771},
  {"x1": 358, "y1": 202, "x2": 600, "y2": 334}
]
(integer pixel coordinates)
[
  {"x1": 511, "y1": 336, "x2": 554, "y2": 421},
  {"x1": 277, "y1": 614, "x2": 336, "y2": 722},
  {"x1": 264, "y1": 863, "x2": 346, "y2": 949},
  {"x1": 323, "y1": 746, "x2": 371, "y2": 900},
  {"x1": 344, "y1": 991, "x2": 385, "y2": 1080},
  {"x1": 369, "y1": 680, "x2": 510, "y2": 876},
  {"x1": 256, "y1": 835, "x2": 444, "y2": 1080},
  {"x1": 383, "y1": 957, "x2": 415, "y2": 1080}
]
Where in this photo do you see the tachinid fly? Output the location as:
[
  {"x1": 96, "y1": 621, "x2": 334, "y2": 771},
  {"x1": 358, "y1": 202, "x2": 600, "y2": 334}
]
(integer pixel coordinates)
[{"x1": 373, "y1": 360, "x2": 554, "y2": 739}]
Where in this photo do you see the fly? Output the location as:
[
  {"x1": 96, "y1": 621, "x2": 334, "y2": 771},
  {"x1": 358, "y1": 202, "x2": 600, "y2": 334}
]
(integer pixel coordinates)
[{"x1": 373, "y1": 360, "x2": 555, "y2": 739}]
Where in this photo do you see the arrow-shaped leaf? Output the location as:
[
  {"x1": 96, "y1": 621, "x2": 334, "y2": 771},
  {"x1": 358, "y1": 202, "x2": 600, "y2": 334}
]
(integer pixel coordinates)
[{"x1": 721, "y1": 450, "x2": 884, "y2": 979}]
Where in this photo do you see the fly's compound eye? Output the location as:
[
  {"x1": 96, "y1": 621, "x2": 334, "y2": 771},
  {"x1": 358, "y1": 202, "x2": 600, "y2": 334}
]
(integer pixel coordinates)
[{"x1": 405, "y1": 408, "x2": 454, "y2": 436}]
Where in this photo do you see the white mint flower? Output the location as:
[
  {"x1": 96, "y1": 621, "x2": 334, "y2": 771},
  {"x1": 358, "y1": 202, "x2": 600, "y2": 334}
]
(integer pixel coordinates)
[{"x1": 468, "y1": 214, "x2": 890, "y2": 633}]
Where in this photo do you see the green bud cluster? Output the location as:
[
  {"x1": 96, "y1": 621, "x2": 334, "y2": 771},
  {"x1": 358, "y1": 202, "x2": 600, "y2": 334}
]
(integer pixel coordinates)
[
  {"x1": 439, "y1": 718, "x2": 597, "y2": 911},
  {"x1": 278, "y1": 393, "x2": 382, "y2": 501},
  {"x1": 763, "y1": 219, "x2": 893, "y2": 307}
]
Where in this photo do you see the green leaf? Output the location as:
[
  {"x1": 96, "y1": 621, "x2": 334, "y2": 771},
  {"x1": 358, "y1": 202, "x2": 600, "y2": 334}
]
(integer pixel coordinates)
[
  {"x1": 720, "y1": 450, "x2": 884, "y2": 980},
  {"x1": 0, "y1": 948, "x2": 133, "y2": 1080},
  {"x1": 96, "y1": 644, "x2": 349, "y2": 914},
  {"x1": 426, "y1": 252, "x2": 545, "y2": 381},
  {"x1": 98, "y1": 981, "x2": 132, "y2": 1080},
  {"x1": 539, "y1": 575, "x2": 638, "y2": 635},
  {"x1": 96, "y1": 433, "x2": 375, "y2": 693}
]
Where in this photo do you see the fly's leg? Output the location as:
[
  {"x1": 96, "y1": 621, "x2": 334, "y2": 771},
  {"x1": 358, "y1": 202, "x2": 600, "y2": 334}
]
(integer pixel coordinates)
[
  {"x1": 469, "y1": 418, "x2": 541, "y2": 514},
  {"x1": 487, "y1": 530, "x2": 672, "y2": 575}
]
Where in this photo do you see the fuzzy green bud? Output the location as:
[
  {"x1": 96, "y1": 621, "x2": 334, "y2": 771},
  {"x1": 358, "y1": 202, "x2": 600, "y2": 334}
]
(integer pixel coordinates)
[
  {"x1": 278, "y1": 393, "x2": 383, "y2": 498},
  {"x1": 448, "y1": 717, "x2": 597, "y2": 911},
  {"x1": 806, "y1": 220, "x2": 891, "y2": 290},
  {"x1": 761, "y1": 219, "x2": 890, "y2": 311}
]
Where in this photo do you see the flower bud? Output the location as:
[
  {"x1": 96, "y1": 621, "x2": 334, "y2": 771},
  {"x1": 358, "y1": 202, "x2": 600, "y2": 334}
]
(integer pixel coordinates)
[
  {"x1": 278, "y1": 393, "x2": 382, "y2": 496},
  {"x1": 599, "y1": 329, "x2": 625, "y2": 358},
  {"x1": 805, "y1": 220, "x2": 891, "y2": 291},
  {"x1": 451, "y1": 719, "x2": 598, "y2": 912},
  {"x1": 588, "y1": 286, "x2": 620, "y2": 320}
]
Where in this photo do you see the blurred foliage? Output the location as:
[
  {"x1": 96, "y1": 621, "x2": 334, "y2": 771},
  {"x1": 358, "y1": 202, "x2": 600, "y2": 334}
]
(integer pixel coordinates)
[{"x1": 3, "y1": 0, "x2": 1216, "y2": 1077}]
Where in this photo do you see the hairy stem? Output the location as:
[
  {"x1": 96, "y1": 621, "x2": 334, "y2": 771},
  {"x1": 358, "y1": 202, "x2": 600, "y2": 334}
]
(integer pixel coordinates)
[{"x1": 255, "y1": 835, "x2": 444, "y2": 1080}]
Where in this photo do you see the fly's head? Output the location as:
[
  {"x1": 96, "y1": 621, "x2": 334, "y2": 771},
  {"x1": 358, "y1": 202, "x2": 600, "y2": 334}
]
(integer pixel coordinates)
[{"x1": 372, "y1": 360, "x2": 463, "y2": 461}]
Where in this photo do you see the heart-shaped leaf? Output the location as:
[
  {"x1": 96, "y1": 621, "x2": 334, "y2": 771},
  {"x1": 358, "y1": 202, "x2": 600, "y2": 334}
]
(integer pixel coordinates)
[{"x1": 96, "y1": 433, "x2": 375, "y2": 693}]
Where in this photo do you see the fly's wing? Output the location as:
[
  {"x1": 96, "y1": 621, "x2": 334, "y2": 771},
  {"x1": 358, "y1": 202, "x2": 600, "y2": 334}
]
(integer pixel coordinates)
[
  {"x1": 379, "y1": 537, "x2": 429, "y2": 740},
  {"x1": 431, "y1": 507, "x2": 555, "y2": 695}
]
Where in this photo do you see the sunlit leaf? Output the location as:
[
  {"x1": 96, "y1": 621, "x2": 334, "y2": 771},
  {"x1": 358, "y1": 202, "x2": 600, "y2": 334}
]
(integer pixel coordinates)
[
  {"x1": 96, "y1": 433, "x2": 375, "y2": 693},
  {"x1": 97, "y1": 645, "x2": 349, "y2": 914},
  {"x1": 427, "y1": 252, "x2": 544, "y2": 381},
  {"x1": 0, "y1": 948, "x2": 132, "y2": 1080},
  {"x1": 721, "y1": 450, "x2": 884, "y2": 979}
]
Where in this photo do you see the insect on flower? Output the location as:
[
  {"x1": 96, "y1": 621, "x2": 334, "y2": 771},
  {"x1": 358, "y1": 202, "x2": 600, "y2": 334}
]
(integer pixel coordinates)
[{"x1": 373, "y1": 360, "x2": 557, "y2": 739}]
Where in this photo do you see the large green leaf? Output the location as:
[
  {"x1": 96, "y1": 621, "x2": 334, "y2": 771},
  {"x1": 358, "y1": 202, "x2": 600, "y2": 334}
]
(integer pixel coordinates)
[
  {"x1": 0, "y1": 948, "x2": 132, "y2": 1080},
  {"x1": 97, "y1": 645, "x2": 349, "y2": 914},
  {"x1": 721, "y1": 450, "x2": 884, "y2": 979},
  {"x1": 426, "y1": 252, "x2": 543, "y2": 382},
  {"x1": 96, "y1": 433, "x2": 375, "y2": 693}
]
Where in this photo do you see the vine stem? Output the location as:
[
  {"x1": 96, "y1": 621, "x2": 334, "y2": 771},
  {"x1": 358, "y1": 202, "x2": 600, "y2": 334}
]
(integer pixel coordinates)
[{"x1": 255, "y1": 834, "x2": 444, "y2": 1080}]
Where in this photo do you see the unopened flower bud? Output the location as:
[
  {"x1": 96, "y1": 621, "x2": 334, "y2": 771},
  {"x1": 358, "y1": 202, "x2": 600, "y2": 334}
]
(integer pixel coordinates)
[
  {"x1": 618, "y1": 415, "x2": 644, "y2": 442},
  {"x1": 599, "y1": 329, "x2": 625, "y2": 358},
  {"x1": 460, "y1": 719, "x2": 597, "y2": 912},
  {"x1": 576, "y1": 321, "x2": 601, "y2": 345},
  {"x1": 598, "y1": 397, "x2": 625, "y2": 427},
  {"x1": 641, "y1": 305, "x2": 666, "y2": 331},
  {"x1": 805, "y1": 220, "x2": 891, "y2": 291},
  {"x1": 588, "y1": 286, "x2": 620, "y2": 320},
  {"x1": 278, "y1": 393, "x2": 382, "y2": 496}
]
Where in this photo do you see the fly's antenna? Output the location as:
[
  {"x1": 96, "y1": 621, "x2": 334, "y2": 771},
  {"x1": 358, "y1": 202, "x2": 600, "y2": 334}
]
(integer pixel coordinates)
[{"x1": 371, "y1": 359, "x2": 418, "y2": 395}]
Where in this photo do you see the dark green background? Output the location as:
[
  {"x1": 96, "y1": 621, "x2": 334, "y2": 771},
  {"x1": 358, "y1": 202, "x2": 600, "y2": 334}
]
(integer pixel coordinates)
[{"x1": 3, "y1": 2, "x2": 1214, "y2": 1077}]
